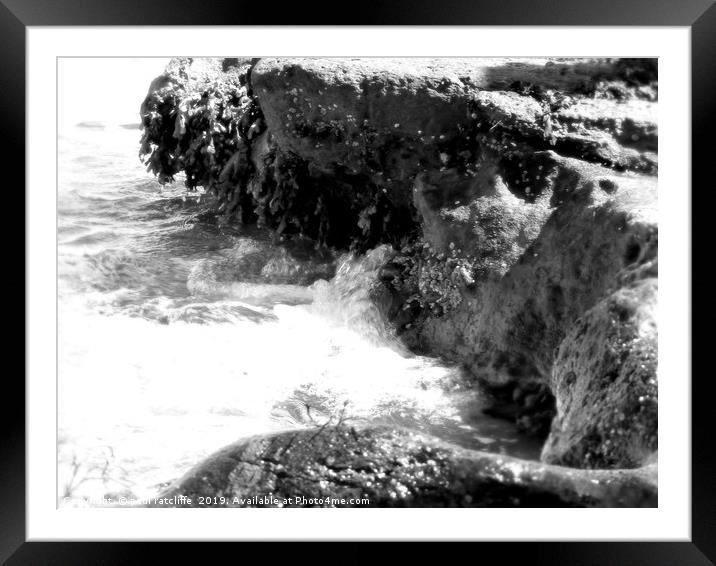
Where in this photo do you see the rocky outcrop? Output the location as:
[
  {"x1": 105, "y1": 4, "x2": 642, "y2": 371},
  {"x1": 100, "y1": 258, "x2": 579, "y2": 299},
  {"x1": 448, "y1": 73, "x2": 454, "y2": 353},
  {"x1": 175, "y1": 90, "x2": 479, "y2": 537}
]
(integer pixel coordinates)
[
  {"x1": 140, "y1": 57, "x2": 656, "y2": 248},
  {"x1": 153, "y1": 425, "x2": 657, "y2": 508},
  {"x1": 405, "y1": 156, "x2": 657, "y2": 379},
  {"x1": 401, "y1": 154, "x2": 657, "y2": 467},
  {"x1": 542, "y1": 267, "x2": 658, "y2": 468},
  {"x1": 140, "y1": 57, "x2": 658, "y2": 482},
  {"x1": 251, "y1": 57, "x2": 656, "y2": 178}
]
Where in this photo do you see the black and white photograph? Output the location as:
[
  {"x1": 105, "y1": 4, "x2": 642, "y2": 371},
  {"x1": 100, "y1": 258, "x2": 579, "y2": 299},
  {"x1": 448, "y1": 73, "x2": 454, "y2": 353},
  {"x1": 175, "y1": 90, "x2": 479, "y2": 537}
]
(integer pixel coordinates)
[{"x1": 57, "y1": 55, "x2": 660, "y2": 509}]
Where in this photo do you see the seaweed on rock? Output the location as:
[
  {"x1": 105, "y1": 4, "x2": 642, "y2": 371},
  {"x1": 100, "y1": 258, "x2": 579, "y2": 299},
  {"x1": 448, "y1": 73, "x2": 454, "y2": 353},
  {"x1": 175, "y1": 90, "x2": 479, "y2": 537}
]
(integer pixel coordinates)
[
  {"x1": 140, "y1": 67, "x2": 258, "y2": 194},
  {"x1": 139, "y1": 58, "x2": 660, "y2": 476},
  {"x1": 139, "y1": 61, "x2": 419, "y2": 251}
]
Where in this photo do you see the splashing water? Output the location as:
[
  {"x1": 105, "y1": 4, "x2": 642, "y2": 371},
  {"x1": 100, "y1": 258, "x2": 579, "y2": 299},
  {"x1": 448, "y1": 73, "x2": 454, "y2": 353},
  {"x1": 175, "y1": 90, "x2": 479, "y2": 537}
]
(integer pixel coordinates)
[{"x1": 58, "y1": 124, "x2": 541, "y2": 506}]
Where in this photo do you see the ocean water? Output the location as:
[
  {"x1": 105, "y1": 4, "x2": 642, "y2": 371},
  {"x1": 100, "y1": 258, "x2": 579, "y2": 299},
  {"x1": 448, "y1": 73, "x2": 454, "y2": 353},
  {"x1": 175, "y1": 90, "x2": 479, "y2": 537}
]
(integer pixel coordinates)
[{"x1": 57, "y1": 123, "x2": 540, "y2": 506}]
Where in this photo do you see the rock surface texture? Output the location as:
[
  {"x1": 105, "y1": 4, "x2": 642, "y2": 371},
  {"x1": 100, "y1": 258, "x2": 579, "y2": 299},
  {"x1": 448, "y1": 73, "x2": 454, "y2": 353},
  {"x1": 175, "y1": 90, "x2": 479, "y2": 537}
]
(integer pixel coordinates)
[
  {"x1": 140, "y1": 57, "x2": 658, "y2": 505},
  {"x1": 155, "y1": 425, "x2": 657, "y2": 508}
]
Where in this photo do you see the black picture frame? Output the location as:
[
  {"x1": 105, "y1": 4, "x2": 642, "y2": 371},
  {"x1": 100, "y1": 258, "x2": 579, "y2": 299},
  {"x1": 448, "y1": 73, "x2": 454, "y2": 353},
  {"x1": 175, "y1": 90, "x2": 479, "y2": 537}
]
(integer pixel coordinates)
[{"x1": 7, "y1": 0, "x2": 712, "y2": 563}]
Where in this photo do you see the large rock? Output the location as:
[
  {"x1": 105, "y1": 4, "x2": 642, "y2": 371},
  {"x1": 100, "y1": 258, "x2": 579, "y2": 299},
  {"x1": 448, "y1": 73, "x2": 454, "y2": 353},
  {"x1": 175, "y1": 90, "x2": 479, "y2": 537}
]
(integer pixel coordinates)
[
  {"x1": 251, "y1": 57, "x2": 657, "y2": 187},
  {"x1": 407, "y1": 154, "x2": 657, "y2": 381},
  {"x1": 140, "y1": 57, "x2": 656, "y2": 247},
  {"x1": 153, "y1": 425, "x2": 657, "y2": 508},
  {"x1": 140, "y1": 57, "x2": 659, "y2": 472},
  {"x1": 542, "y1": 267, "x2": 658, "y2": 468},
  {"x1": 389, "y1": 152, "x2": 658, "y2": 466}
]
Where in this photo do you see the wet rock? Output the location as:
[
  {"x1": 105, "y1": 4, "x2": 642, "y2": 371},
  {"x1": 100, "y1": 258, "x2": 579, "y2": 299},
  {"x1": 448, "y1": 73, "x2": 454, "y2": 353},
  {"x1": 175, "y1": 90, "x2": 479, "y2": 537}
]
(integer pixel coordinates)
[
  {"x1": 394, "y1": 152, "x2": 658, "y2": 468},
  {"x1": 140, "y1": 57, "x2": 660, "y2": 472},
  {"x1": 469, "y1": 86, "x2": 657, "y2": 173},
  {"x1": 413, "y1": 163, "x2": 551, "y2": 266},
  {"x1": 140, "y1": 57, "x2": 253, "y2": 117},
  {"x1": 411, "y1": 153, "x2": 657, "y2": 383},
  {"x1": 140, "y1": 57, "x2": 657, "y2": 252},
  {"x1": 153, "y1": 425, "x2": 656, "y2": 507},
  {"x1": 472, "y1": 90, "x2": 545, "y2": 139},
  {"x1": 542, "y1": 270, "x2": 658, "y2": 468},
  {"x1": 252, "y1": 57, "x2": 657, "y2": 184}
]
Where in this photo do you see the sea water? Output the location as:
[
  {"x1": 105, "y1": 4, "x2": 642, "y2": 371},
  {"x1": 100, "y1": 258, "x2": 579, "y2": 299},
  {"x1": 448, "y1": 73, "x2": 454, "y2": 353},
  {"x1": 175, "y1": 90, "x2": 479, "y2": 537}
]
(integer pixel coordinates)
[{"x1": 57, "y1": 123, "x2": 540, "y2": 506}]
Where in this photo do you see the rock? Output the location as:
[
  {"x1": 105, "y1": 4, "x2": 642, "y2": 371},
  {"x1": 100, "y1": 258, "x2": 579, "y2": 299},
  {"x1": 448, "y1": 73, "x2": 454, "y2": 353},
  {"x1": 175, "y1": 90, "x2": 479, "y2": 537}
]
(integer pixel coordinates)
[
  {"x1": 252, "y1": 58, "x2": 477, "y2": 174},
  {"x1": 140, "y1": 57, "x2": 253, "y2": 117},
  {"x1": 394, "y1": 152, "x2": 658, "y2": 468},
  {"x1": 252, "y1": 57, "x2": 657, "y2": 182},
  {"x1": 153, "y1": 425, "x2": 657, "y2": 507},
  {"x1": 472, "y1": 90, "x2": 545, "y2": 139},
  {"x1": 553, "y1": 97, "x2": 658, "y2": 151},
  {"x1": 140, "y1": 57, "x2": 660, "y2": 472},
  {"x1": 542, "y1": 269, "x2": 658, "y2": 468},
  {"x1": 468, "y1": 87, "x2": 657, "y2": 174},
  {"x1": 140, "y1": 57, "x2": 657, "y2": 250},
  {"x1": 413, "y1": 163, "x2": 551, "y2": 266},
  {"x1": 411, "y1": 153, "x2": 657, "y2": 382}
]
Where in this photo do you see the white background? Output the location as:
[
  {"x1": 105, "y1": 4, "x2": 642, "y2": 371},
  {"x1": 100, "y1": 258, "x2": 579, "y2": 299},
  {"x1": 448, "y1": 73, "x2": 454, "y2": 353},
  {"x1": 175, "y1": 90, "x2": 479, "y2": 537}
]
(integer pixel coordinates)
[
  {"x1": 57, "y1": 57, "x2": 170, "y2": 133},
  {"x1": 27, "y1": 26, "x2": 691, "y2": 540}
]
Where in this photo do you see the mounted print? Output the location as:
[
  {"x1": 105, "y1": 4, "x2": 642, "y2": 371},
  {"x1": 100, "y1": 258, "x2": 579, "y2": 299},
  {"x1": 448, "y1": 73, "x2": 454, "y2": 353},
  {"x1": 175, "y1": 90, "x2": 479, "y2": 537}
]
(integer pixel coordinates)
[{"x1": 18, "y1": 17, "x2": 704, "y2": 557}]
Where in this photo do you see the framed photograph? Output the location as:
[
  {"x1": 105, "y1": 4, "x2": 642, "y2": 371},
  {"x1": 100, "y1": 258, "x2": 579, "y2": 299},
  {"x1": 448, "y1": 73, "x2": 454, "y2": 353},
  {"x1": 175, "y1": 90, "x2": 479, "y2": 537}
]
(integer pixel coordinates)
[{"x1": 11, "y1": 0, "x2": 711, "y2": 562}]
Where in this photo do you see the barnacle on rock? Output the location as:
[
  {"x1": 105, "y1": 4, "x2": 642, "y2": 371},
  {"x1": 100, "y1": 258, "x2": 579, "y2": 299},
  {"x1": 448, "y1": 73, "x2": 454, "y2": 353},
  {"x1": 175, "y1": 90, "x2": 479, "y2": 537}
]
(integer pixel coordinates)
[{"x1": 388, "y1": 239, "x2": 478, "y2": 318}]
